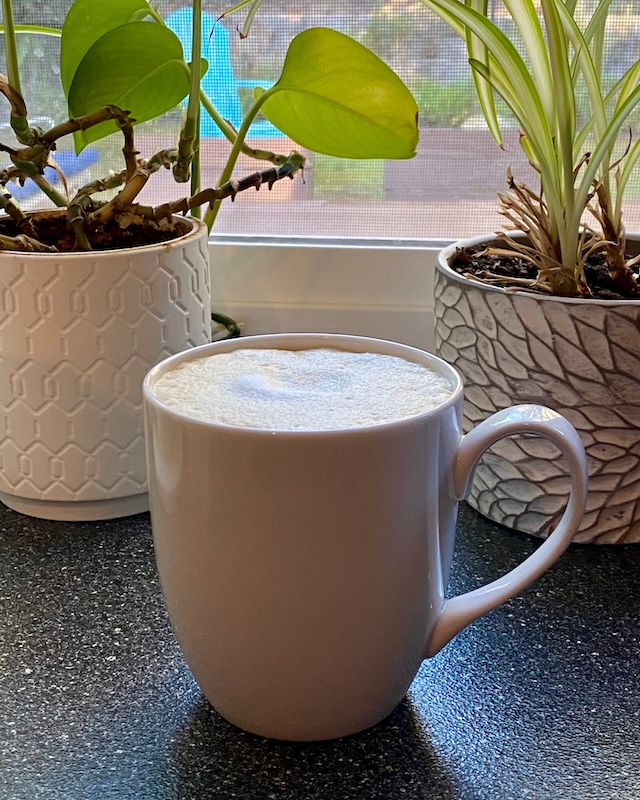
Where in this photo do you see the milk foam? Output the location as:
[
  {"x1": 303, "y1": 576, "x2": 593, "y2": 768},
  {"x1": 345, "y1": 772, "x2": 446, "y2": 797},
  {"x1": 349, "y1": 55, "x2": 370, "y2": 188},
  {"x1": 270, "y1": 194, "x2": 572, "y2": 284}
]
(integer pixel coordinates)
[{"x1": 152, "y1": 348, "x2": 454, "y2": 431}]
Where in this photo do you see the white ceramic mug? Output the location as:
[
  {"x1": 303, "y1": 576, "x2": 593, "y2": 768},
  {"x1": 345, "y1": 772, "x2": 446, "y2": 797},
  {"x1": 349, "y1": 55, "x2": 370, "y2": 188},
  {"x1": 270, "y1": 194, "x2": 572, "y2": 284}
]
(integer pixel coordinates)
[{"x1": 143, "y1": 333, "x2": 588, "y2": 741}]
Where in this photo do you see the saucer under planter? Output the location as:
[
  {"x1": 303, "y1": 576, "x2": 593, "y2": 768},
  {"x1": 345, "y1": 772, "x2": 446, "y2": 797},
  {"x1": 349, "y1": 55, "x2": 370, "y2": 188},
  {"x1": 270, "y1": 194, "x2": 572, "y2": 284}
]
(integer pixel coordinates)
[
  {"x1": 0, "y1": 212, "x2": 211, "y2": 522},
  {"x1": 434, "y1": 233, "x2": 640, "y2": 545}
]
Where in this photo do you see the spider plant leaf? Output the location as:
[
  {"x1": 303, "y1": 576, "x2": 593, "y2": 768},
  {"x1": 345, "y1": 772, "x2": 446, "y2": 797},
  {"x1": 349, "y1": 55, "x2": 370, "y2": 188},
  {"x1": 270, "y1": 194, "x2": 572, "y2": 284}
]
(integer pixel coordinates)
[
  {"x1": 257, "y1": 28, "x2": 418, "y2": 159},
  {"x1": 603, "y1": 60, "x2": 640, "y2": 116},
  {"x1": 61, "y1": 0, "x2": 154, "y2": 93},
  {"x1": 576, "y1": 53, "x2": 640, "y2": 209},
  {"x1": 582, "y1": 0, "x2": 614, "y2": 74},
  {"x1": 539, "y1": 2, "x2": 576, "y2": 178},
  {"x1": 551, "y1": 0, "x2": 610, "y2": 189},
  {"x1": 615, "y1": 61, "x2": 640, "y2": 114},
  {"x1": 469, "y1": 58, "x2": 560, "y2": 200},
  {"x1": 469, "y1": 58, "x2": 527, "y2": 124},
  {"x1": 575, "y1": 81, "x2": 640, "y2": 219},
  {"x1": 557, "y1": 0, "x2": 612, "y2": 160},
  {"x1": 68, "y1": 22, "x2": 196, "y2": 151},
  {"x1": 554, "y1": 1, "x2": 605, "y2": 125},
  {"x1": 466, "y1": 0, "x2": 502, "y2": 145},
  {"x1": 503, "y1": 0, "x2": 555, "y2": 122},
  {"x1": 419, "y1": 0, "x2": 555, "y2": 164},
  {"x1": 616, "y1": 137, "x2": 640, "y2": 220}
]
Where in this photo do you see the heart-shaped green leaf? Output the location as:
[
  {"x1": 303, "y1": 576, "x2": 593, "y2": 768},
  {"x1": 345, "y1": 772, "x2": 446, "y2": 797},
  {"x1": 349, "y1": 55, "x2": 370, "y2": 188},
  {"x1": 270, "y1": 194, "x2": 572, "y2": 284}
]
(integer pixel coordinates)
[
  {"x1": 259, "y1": 27, "x2": 418, "y2": 159},
  {"x1": 61, "y1": 0, "x2": 153, "y2": 93},
  {"x1": 68, "y1": 21, "x2": 192, "y2": 151}
]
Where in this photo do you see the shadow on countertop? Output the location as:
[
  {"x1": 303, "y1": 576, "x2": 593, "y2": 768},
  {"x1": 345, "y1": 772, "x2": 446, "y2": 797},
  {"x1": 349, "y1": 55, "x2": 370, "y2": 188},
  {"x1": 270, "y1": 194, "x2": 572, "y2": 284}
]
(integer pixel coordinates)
[{"x1": 170, "y1": 697, "x2": 453, "y2": 800}]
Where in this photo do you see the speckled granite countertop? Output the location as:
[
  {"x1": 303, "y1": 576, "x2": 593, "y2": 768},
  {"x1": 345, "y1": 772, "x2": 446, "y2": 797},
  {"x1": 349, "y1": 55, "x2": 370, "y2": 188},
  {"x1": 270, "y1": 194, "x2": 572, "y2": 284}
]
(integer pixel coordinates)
[{"x1": 1, "y1": 502, "x2": 639, "y2": 800}]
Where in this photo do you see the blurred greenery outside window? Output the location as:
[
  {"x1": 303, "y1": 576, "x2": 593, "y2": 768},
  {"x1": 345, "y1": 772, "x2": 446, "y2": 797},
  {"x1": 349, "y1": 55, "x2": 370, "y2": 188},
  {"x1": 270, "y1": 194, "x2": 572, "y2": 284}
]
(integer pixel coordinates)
[{"x1": 3, "y1": 0, "x2": 640, "y2": 241}]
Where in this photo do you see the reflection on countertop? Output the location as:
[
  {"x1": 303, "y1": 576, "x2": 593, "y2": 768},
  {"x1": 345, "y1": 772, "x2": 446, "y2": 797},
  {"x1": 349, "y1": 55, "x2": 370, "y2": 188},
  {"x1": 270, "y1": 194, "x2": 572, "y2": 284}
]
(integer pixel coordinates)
[{"x1": 1, "y1": 503, "x2": 639, "y2": 800}]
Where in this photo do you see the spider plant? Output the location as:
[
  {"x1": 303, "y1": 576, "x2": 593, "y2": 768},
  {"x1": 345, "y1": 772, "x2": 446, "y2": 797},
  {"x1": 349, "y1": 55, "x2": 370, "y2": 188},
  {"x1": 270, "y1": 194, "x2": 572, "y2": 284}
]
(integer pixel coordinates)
[
  {"x1": 0, "y1": 0, "x2": 419, "y2": 251},
  {"x1": 418, "y1": 0, "x2": 640, "y2": 297}
]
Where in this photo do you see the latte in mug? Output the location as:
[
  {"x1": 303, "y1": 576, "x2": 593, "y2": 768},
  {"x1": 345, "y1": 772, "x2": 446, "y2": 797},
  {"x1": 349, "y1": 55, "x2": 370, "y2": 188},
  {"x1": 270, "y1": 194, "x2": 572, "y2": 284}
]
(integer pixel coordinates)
[{"x1": 150, "y1": 347, "x2": 454, "y2": 431}]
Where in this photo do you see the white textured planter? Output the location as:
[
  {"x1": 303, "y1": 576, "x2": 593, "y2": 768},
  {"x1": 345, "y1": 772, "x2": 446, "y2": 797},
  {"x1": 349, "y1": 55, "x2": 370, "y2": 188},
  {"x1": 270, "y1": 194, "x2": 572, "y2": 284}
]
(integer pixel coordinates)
[
  {"x1": 0, "y1": 214, "x2": 211, "y2": 521},
  {"x1": 435, "y1": 234, "x2": 640, "y2": 545}
]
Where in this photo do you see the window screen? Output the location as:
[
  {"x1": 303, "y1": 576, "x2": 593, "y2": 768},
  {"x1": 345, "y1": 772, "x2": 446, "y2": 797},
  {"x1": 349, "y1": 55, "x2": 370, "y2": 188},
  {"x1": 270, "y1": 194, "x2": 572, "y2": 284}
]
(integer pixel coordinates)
[{"x1": 2, "y1": 1, "x2": 640, "y2": 242}]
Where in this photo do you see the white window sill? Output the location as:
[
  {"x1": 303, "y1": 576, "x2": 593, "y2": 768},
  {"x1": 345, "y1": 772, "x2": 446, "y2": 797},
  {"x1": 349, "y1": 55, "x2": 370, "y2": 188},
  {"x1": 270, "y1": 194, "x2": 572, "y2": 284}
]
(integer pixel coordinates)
[{"x1": 209, "y1": 237, "x2": 448, "y2": 352}]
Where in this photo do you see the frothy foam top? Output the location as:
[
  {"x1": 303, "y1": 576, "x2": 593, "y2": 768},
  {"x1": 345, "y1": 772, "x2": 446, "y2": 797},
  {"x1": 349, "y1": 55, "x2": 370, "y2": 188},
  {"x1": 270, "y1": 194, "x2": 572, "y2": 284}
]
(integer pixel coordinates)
[{"x1": 152, "y1": 348, "x2": 454, "y2": 431}]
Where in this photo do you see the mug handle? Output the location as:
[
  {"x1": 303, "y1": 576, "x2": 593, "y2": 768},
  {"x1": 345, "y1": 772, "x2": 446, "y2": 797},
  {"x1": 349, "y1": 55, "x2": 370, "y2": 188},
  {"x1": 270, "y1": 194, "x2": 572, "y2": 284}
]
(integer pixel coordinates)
[{"x1": 425, "y1": 404, "x2": 588, "y2": 658}]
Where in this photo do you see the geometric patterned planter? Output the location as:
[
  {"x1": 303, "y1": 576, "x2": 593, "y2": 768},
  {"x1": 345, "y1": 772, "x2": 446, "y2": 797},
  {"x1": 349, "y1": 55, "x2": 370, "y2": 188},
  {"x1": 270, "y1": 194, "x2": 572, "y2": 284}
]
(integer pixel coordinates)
[
  {"x1": 0, "y1": 213, "x2": 211, "y2": 521},
  {"x1": 435, "y1": 235, "x2": 640, "y2": 545}
]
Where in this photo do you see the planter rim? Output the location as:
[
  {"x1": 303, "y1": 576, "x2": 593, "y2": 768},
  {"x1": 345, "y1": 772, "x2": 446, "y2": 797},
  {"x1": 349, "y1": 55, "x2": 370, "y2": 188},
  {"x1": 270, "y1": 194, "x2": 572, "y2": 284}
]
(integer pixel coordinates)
[
  {"x1": 0, "y1": 211, "x2": 208, "y2": 261},
  {"x1": 438, "y1": 232, "x2": 640, "y2": 306}
]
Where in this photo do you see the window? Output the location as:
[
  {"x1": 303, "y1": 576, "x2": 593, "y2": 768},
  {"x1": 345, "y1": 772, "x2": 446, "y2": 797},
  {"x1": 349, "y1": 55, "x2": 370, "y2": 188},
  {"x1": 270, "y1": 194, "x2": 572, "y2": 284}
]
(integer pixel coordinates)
[{"x1": 2, "y1": 3, "x2": 640, "y2": 247}]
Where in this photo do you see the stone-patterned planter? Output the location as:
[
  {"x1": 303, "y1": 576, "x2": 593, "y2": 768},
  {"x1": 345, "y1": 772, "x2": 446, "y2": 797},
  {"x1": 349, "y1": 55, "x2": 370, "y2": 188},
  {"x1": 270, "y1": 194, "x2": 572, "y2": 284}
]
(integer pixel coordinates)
[
  {"x1": 435, "y1": 234, "x2": 640, "y2": 545},
  {"x1": 0, "y1": 214, "x2": 211, "y2": 521}
]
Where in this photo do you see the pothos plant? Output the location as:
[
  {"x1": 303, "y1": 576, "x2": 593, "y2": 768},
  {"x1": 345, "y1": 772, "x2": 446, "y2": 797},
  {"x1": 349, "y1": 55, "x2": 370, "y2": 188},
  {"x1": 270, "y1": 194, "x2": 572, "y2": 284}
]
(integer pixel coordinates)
[
  {"x1": 0, "y1": 0, "x2": 419, "y2": 252},
  {"x1": 419, "y1": 0, "x2": 640, "y2": 299}
]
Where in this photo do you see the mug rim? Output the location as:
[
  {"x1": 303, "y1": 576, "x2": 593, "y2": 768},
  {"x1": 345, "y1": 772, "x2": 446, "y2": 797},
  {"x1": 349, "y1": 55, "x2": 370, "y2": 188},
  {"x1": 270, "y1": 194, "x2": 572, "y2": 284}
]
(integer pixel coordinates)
[{"x1": 143, "y1": 332, "x2": 464, "y2": 435}]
